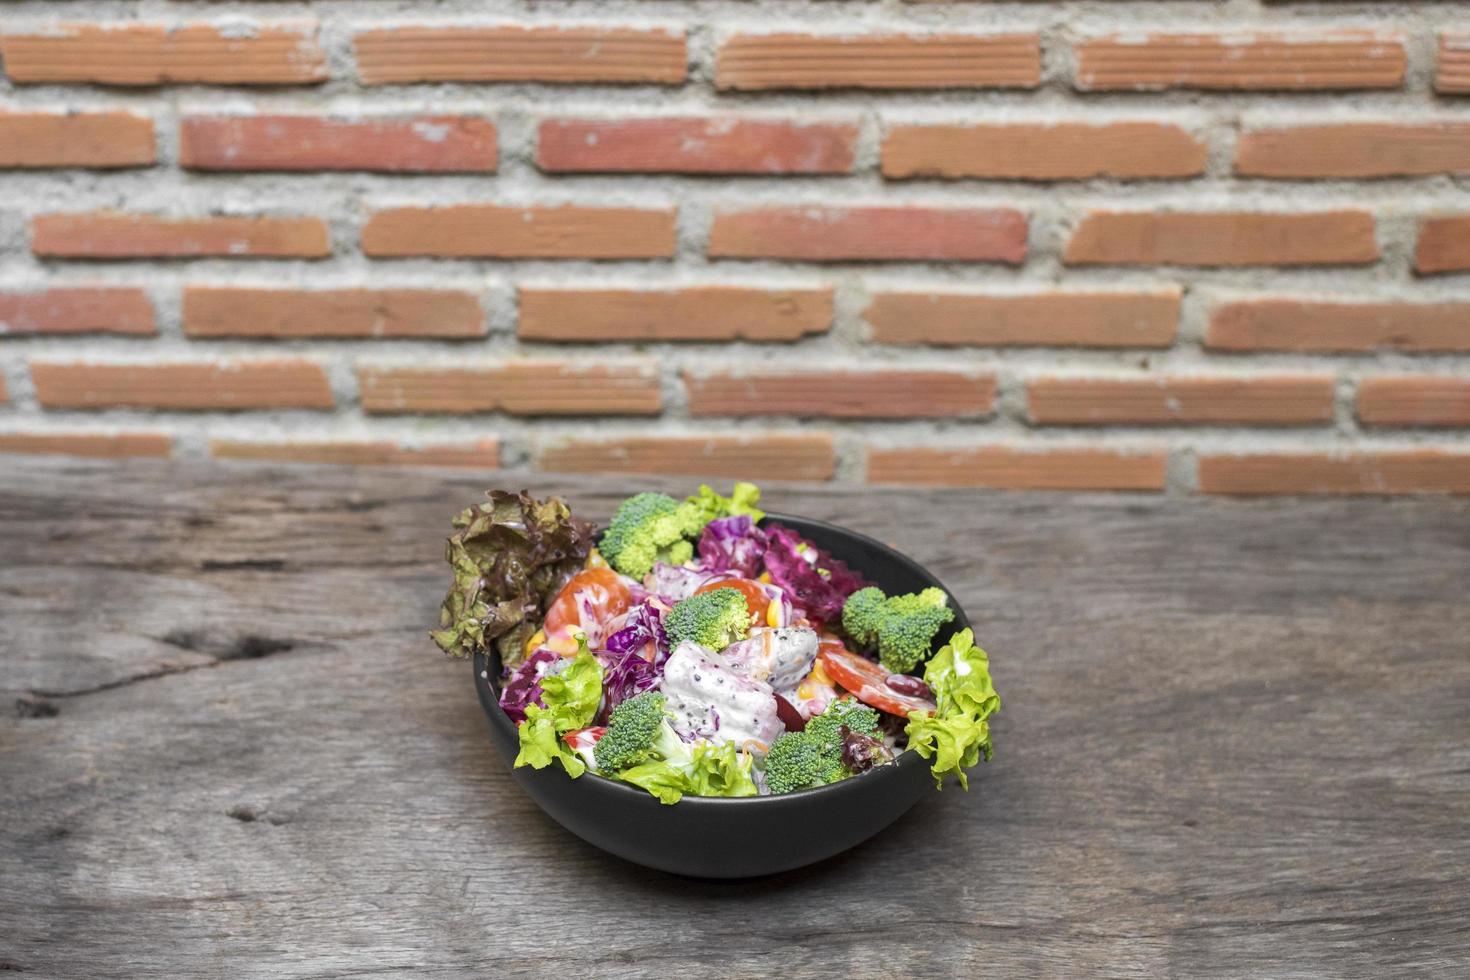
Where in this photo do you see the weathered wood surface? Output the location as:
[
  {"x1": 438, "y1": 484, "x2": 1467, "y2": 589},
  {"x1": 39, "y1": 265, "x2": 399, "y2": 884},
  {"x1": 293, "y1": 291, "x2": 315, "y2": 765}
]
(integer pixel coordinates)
[{"x1": 2, "y1": 457, "x2": 1468, "y2": 979}]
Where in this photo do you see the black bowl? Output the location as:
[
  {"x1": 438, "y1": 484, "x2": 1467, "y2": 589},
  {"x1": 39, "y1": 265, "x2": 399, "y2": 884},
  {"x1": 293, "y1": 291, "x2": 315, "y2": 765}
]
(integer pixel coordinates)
[{"x1": 472, "y1": 513, "x2": 971, "y2": 878}]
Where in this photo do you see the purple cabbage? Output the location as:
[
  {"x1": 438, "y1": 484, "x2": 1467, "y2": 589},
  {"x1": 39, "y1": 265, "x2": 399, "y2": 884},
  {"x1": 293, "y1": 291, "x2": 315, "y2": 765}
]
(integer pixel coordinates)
[
  {"x1": 597, "y1": 599, "x2": 670, "y2": 721},
  {"x1": 605, "y1": 600, "x2": 668, "y2": 661},
  {"x1": 498, "y1": 648, "x2": 559, "y2": 724},
  {"x1": 761, "y1": 524, "x2": 871, "y2": 624},
  {"x1": 597, "y1": 651, "x2": 659, "y2": 723},
  {"x1": 697, "y1": 515, "x2": 768, "y2": 578}
]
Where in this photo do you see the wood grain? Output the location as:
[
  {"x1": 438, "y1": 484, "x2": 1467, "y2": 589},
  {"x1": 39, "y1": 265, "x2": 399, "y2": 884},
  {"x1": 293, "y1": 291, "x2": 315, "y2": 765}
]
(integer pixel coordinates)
[{"x1": 2, "y1": 457, "x2": 1469, "y2": 977}]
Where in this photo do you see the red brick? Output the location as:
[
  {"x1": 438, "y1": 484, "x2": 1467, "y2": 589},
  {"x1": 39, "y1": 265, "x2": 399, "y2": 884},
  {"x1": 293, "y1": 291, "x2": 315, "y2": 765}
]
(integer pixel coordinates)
[
  {"x1": 31, "y1": 359, "x2": 334, "y2": 411},
  {"x1": 1026, "y1": 375, "x2": 1336, "y2": 426},
  {"x1": 1437, "y1": 33, "x2": 1470, "y2": 94},
  {"x1": 1414, "y1": 215, "x2": 1470, "y2": 274},
  {"x1": 716, "y1": 33, "x2": 1040, "y2": 90},
  {"x1": 362, "y1": 205, "x2": 675, "y2": 259},
  {"x1": 685, "y1": 369, "x2": 995, "y2": 419},
  {"x1": 1236, "y1": 123, "x2": 1470, "y2": 178},
  {"x1": 517, "y1": 286, "x2": 832, "y2": 342},
  {"x1": 1358, "y1": 377, "x2": 1470, "y2": 427},
  {"x1": 538, "y1": 434, "x2": 836, "y2": 481},
  {"x1": 0, "y1": 24, "x2": 327, "y2": 86},
  {"x1": 882, "y1": 122, "x2": 1206, "y2": 180},
  {"x1": 32, "y1": 212, "x2": 330, "y2": 259},
  {"x1": 1199, "y1": 451, "x2": 1470, "y2": 495},
  {"x1": 182, "y1": 287, "x2": 483, "y2": 339},
  {"x1": 1065, "y1": 211, "x2": 1378, "y2": 267},
  {"x1": 0, "y1": 111, "x2": 154, "y2": 168},
  {"x1": 0, "y1": 432, "x2": 172, "y2": 459},
  {"x1": 1207, "y1": 299, "x2": 1470, "y2": 353},
  {"x1": 869, "y1": 445, "x2": 1167, "y2": 490},
  {"x1": 709, "y1": 206, "x2": 1026, "y2": 263},
  {"x1": 0, "y1": 287, "x2": 154, "y2": 336},
  {"x1": 211, "y1": 438, "x2": 500, "y2": 469},
  {"x1": 537, "y1": 117, "x2": 857, "y2": 175},
  {"x1": 867, "y1": 289, "x2": 1180, "y2": 348},
  {"x1": 180, "y1": 115, "x2": 497, "y2": 173},
  {"x1": 1075, "y1": 32, "x2": 1405, "y2": 91},
  {"x1": 355, "y1": 26, "x2": 686, "y2": 85},
  {"x1": 357, "y1": 362, "x2": 661, "y2": 416}
]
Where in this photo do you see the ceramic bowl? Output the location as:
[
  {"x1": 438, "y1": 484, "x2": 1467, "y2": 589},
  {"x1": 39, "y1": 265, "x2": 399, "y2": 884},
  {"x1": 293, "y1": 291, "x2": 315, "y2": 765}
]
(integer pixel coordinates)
[{"x1": 473, "y1": 513, "x2": 969, "y2": 878}]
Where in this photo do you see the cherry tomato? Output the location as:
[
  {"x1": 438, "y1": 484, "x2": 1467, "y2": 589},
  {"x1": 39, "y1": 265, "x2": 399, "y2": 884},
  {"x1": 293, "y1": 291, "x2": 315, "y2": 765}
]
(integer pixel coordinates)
[
  {"x1": 694, "y1": 577, "x2": 769, "y2": 624},
  {"x1": 544, "y1": 567, "x2": 633, "y2": 636},
  {"x1": 818, "y1": 647, "x2": 936, "y2": 718},
  {"x1": 562, "y1": 726, "x2": 606, "y2": 752}
]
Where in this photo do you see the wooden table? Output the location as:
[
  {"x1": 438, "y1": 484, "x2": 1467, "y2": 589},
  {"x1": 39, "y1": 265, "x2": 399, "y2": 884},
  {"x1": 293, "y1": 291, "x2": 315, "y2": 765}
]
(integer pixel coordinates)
[{"x1": 3, "y1": 457, "x2": 1468, "y2": 978}]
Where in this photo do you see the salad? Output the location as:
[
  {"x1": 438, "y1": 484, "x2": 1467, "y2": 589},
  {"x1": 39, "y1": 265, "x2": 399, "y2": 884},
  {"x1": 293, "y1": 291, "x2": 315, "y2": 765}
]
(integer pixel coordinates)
[{"x1": 432, "y1": 483, "x2": 1000, "y2": 804}]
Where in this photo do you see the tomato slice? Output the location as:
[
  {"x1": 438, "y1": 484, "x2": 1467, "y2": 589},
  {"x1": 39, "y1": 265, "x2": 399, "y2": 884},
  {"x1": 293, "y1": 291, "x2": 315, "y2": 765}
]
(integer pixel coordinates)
[
  {"x1": 818, "y1": 647, "x2": 936, "y2": 718},
  {"x1": 544, "y1": 567, "x2": 634, "y2": 636},
  {"x1": 694, "y1": 577, "x2": 769, "y2": 624}
]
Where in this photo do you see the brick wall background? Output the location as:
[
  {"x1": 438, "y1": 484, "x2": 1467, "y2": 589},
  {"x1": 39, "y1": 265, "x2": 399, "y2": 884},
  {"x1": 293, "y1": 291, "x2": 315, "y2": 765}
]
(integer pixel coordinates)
[{"x1": 2, "y1": 2, "x2": 1470, "y2": 496}]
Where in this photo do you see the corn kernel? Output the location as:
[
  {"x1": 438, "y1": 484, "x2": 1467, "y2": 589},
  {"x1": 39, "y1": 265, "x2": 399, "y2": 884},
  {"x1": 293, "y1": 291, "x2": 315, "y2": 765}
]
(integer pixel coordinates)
[
  {"x1": 524, "y1": 629, "x2": 546, "y2": 654},
  {"x1": 765, "y1": 601, "x2": 781, "y2": 628},
  {"x1": 586, "y1": 548, "x2": 608, "y2": 569},
  {"x1": 757, "y1": 572, "x2": 771, "y2": 584}
]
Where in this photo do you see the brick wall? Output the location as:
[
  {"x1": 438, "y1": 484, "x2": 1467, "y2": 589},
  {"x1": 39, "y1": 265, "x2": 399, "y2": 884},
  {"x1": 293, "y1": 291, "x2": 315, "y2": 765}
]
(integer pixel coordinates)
[{"x1": 2, "y1": 2, "x2": 1470, "y2": 496}]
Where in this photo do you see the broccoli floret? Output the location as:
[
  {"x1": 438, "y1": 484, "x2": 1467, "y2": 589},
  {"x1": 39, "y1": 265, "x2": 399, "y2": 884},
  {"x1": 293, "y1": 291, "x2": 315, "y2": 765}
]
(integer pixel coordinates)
[
  {"x1": 764, "y1": 730, "x2": 845, "y2": 795},
  {"x1": 765, "y1": 699, "x2": 887, "y2": 794},
  {"x1": 664, "y1": 588, "x2": 753, "y2": 652},
  {"x1": 841, "y1": 586, "x2": 955, "y2": 673},
  {"x1": 805, "y1": 698, "x2": 881, "y2": 746},
  {"x1": 598, "y1": 493, "x2": 704, "y2": 579},
  {"x1": 840, "y1": 587, "x2": 886, "y2": 645},
  {"x1": 593, "y1": 691, "x2": 692, "y2": 773}
]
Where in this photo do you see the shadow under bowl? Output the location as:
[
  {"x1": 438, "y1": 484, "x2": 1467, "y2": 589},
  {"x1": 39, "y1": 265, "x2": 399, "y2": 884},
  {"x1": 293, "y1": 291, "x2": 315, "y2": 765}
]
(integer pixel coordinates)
[{"x1": 473, "y1": 512, "x2": 969, "y2": 879}]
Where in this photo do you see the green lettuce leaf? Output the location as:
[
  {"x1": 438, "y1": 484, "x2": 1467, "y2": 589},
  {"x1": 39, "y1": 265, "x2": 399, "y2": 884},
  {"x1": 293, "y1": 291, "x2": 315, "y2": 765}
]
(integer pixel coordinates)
[
  {"x1": 431, "y1": 489, "x2": 593, "y2": 666},
  {"x1": 514, "y1": 704, "x2": 586, "y2": 778},
  {"x1": 538, "y1": 643, "x2": 602, "y2": 730},
  {"x1": 616, "y1": 760, "x2": 690, "y2": 805},
  {"x1": 904, "y1": 629, "x2": 1000, "y2": 790},
  {"x1": 687, "y1": 741, "x2": 759, "y2": 798},
  {"x1": 513, "y1": 645, "x2": 603, "y2": 779},
  {"x1": 684, "y1": 482, "x2": 765, "y2": 526}
]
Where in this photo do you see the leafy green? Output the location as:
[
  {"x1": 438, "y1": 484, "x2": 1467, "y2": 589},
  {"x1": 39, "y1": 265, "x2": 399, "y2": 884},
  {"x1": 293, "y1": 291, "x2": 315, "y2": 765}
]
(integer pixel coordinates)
[
  {"x1": 515, "y1": 704, "x2": 586, "y2": 777},
  {"x1": 431, "y1": 489, "x2": 594, "y2": 668},
  {"x1": 610, "y1": 740, "x2": 759, "y2": 804},
  {"x1": 540, "y1": 641, "x2": 603, "y2": 727},
  {"x1": 904, "y1": 629, "x2": 1000, "y2": 790},
  {"x1": 513, "y1": 645, "x2": 603, "y2": 778},
  {"x1": 684, "y1": 482, "x2": 765, "y2": 525},
  {"x1": 616, "y1": 760, "x2": 691, "y2": 805},
  {"x1": 687, "y1": 741, "x2": 759, "y2": 797}
]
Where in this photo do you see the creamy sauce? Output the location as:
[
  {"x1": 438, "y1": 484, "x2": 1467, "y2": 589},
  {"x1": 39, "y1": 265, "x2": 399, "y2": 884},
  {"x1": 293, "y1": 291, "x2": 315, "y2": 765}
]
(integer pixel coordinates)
[
  {"x1": 720, "y1": 627, "x2": 818, "y2": 692},
  {"x1": 660, "y1": 641, "x2": 782, "y2": 747}
]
